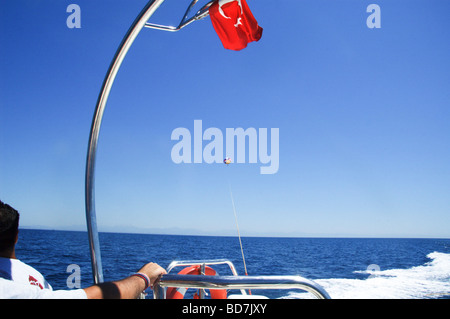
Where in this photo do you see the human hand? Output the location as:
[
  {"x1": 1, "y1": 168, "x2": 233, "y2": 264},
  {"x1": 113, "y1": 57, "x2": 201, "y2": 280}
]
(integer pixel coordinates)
[{"x1": 137, "y1": 262, "x2": 167, "y2": 288}]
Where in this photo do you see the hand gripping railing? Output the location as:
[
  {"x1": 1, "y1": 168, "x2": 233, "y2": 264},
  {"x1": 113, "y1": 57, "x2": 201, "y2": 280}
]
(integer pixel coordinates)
[{"x1": 153, "y1": 274, "x2": 331, "y2": 299}]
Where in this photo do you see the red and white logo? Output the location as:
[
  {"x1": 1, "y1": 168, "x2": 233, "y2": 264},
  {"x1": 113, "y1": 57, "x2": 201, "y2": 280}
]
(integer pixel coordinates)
[
  {"x1": 29, "y1": 275, "x2": 44, "y2": 289},
  {"x1": 210, "y1": 0, "x2": 263, "y2": 51}
]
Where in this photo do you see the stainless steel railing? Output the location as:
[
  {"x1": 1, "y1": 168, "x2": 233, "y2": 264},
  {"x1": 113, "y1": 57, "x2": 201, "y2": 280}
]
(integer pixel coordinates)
[
  {"x1": 166, "y1": 259, "x2": 240, "y2": 276},
  {"x1": 154, "y1": 274, "x2": 331, "y2": 299},
  {"x1": 154, "y1": 259, "x2": 331, "y2": 299}
]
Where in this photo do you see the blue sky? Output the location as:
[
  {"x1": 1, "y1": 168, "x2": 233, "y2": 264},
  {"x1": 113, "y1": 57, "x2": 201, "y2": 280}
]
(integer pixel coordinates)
[{"x1": 1, "y1": 0, "x2": 449, "y2": 238}]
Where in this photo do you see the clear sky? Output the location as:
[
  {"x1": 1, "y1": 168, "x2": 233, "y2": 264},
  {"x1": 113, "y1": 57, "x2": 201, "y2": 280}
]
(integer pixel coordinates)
[{"x1": 1, "y1": 0, "x2": 449, "y2": 238}]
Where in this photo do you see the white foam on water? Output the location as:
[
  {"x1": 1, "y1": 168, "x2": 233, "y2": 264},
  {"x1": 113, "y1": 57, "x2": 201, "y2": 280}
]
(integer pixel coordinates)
[{"x1": 281, "y1": 252, "x2": 450, "y2": 299}]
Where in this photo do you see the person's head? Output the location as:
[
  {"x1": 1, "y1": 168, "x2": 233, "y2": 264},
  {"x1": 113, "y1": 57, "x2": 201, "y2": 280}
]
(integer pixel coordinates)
[{"x1": 0, "y1": 200, "x2": 20, "y2": 255}]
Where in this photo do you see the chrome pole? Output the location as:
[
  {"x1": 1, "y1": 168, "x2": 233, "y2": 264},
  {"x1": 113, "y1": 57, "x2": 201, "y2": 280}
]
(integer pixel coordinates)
[
  {"x1": 85, "y1": 0, "x2": 165, "y2": 284},
  {"x1": 199, "y1": 263, "x2": 206, "y2": 299}
]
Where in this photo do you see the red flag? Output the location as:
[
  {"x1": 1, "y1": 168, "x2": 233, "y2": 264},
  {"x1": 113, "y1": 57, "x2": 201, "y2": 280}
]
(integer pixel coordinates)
[{"x1": 209, "y1": 0, "x2": 263, "y2": 51}]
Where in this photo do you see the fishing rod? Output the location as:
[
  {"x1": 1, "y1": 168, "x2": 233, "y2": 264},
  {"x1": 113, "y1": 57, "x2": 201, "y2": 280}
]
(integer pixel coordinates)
[
  {"x1": 228, "y1": 181, "x2": 248, "y2": 276},
  {"x1": 225, "y1": 157, "x2": 251, "y2": 294}
]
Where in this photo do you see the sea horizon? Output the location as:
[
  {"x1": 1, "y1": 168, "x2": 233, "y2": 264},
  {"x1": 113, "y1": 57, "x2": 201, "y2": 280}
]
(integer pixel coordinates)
[{"x1": 18, "y1": 225, "x2": 450, "y2": 240}]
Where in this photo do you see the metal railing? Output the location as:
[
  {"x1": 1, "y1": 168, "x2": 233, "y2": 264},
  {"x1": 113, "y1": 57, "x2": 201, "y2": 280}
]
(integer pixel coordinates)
[
  {"x1": 154, "y1": 274, "x2": 331, "y2": 299},
  {"x1": 153, "y1": 259, "x2": 331, "y2": 299},
  {"x1": 166, "y1": 259, "x2": 241, "y2": 275}
]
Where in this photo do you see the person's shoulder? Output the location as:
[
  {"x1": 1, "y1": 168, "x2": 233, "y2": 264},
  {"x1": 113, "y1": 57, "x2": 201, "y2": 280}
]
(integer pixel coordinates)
[
  {"x1": 0, "y1": 277, "x2": 42, "y2": 298},
  {"x1": 0, "y1": 278, "x2": 87, "y2": 299},
  {"x1": 9, "y1": 258, "x2": 34, "y2": 269},
  {"x1": 8, "y1": 258, "x2": 52, "y2": 289}
]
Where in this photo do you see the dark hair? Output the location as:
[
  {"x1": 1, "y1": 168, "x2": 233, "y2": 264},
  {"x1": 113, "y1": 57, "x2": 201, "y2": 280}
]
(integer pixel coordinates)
[{"x1": 0, "y1": 200, "x2": 20, "y2": 252}]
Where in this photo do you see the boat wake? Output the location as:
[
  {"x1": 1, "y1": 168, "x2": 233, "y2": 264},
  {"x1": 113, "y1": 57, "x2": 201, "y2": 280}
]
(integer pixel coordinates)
[{"x1": 281, "y1": 251, "x2": 450, "y2": 299}]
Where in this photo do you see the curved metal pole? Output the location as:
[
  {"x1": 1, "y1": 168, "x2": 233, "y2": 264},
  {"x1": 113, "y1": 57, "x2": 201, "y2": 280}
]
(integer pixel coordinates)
[{"x1": 85, "y1": 0, "x2": 165, "y2": 284}]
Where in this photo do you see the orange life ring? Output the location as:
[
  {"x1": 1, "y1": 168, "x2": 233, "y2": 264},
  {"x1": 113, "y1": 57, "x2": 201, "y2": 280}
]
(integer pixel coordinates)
[{"x1": 166, "y1": 265, "x2": 227, "y2": 299}]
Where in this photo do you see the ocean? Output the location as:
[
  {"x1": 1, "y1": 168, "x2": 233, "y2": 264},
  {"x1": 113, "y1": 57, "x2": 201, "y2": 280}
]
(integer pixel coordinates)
[{"x1": 13, "y1": 229, "x2": 450, "y2": 299}]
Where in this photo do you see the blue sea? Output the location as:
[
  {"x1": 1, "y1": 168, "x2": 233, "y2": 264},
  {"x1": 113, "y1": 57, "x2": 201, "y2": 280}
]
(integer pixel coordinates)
[{"x1": 14, "y1": 229, "x2": 450, "y2": 299}]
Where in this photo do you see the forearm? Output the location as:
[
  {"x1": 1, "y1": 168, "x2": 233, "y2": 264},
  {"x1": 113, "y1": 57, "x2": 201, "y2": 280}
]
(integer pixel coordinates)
[
  {"x1": 83, "y1": 276, "x2": 146, "y2": 299},
  {"x1": 83, "y1": 262, "x2": 166, "y2": 299}
]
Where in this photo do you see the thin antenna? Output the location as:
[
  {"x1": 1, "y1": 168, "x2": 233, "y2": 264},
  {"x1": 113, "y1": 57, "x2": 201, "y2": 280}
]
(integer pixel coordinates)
[{"x1": 228, "y1": 181, "x2": 248, "y2": 276}]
